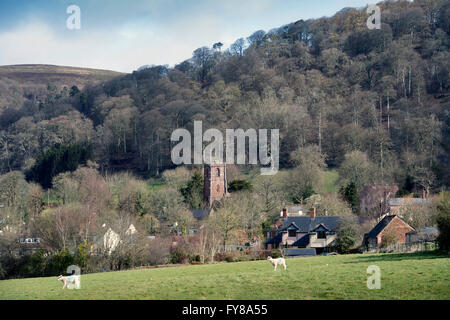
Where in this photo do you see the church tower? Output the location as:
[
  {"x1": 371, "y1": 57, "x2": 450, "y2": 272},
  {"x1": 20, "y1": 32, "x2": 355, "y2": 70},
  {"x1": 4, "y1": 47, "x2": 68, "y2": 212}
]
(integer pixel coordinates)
[{"x1": 203, "y1": 163, "x2": 227, "y2": 207}]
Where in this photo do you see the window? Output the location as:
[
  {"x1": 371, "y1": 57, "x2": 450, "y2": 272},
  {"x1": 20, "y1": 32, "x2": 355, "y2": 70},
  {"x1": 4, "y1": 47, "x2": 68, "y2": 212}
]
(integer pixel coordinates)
[
  {"x1": 216, "y1": 184, "x2": 220, "y2": 192},
  {"x1": 216, "y1": 168, "x2": 220, "y2": 176},
  {"x1": 317, "y1": 231, "x2": 326, "y2": 239},
  {"x1": 288, "y1": 230, "x2": 296, "y2": 237}
]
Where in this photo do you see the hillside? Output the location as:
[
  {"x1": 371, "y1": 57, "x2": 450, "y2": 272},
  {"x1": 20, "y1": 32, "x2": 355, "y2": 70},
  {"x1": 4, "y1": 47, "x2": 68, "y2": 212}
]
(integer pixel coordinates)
[
  {"x1": 0, "y1": 252, "x2": 449, "y2": 300},
  {"x1": 0, "y1": 64, "x2": 124, "y2": 88},
  {"x1": 0, "y1": 0, "x2": 449, "y2": 196}
]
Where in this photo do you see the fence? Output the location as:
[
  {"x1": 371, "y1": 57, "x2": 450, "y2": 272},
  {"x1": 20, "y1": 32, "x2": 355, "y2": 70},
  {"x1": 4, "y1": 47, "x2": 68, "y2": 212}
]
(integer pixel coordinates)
[{"x1": 365, "y1": 241, "x2": 436, "y2": 254}]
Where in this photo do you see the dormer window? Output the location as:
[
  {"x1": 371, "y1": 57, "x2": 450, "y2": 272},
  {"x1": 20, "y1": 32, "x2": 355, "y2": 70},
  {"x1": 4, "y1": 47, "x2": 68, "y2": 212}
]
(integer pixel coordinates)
[
  {"x1": 288, "y1": 230, "x2": 296, "y2": 237},
  {"x1": 317, "y1": 231, "x2": 326, "y2": 239}
]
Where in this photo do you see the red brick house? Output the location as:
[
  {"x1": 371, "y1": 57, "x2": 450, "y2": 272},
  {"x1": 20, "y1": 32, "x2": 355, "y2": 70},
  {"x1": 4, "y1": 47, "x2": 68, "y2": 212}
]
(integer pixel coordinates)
[{"x1": 363, "y1": 215, "x2": 415, "y2": 250}]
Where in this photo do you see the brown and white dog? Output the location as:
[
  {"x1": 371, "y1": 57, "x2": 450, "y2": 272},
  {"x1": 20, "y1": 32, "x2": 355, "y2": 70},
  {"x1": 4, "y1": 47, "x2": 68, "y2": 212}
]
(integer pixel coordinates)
[
  {"x1": 267, "y1": 256, "x2": 287, "y2": 271},
  {"x1": 57, "y1": 274, "x2": 80, "y2": 289}
]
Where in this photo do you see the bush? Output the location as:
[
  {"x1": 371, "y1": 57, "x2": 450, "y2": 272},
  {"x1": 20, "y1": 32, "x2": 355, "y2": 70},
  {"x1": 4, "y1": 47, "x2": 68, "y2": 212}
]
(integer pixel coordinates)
[
  {"x1": 381, "y1": 231, "x2": 397, "y2": 248},
  {"x1": 336, "y1": 225, "x2": 356, "y2": 254},
  {"x1": 436, "y1": 191, "x2": 450, "y2": 252},
  {"x1": 170, "y1": 247, "x2": 189, "y2": 264},
  {"x1": 146, "y1": 238, "x2": 171, "y2": 265},
  {"x1": 29, "y1": 250, "x2": 48, "y2": 277},
  {"x1": 47, "y1": 250, "x2": 74, "y2": 275},
  {"x1": 0, "y1": 263, "x2": 5, "y2": 279},
  {"x1": 270, "y1": 249, "x2": 283, "y2": 258},
  {"x1": 228, "y1": 179, "x2": 253, "y2": 192},
  {"x1": 74, "y1": 241, "x2": 90, "y2": 271},
  {"x1": 221, "y1": 251, "x2": 251, "y2": 263}
]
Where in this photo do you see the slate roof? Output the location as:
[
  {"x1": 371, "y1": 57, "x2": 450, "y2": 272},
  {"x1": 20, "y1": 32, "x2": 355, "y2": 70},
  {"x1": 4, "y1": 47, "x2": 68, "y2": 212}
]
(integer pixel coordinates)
[
  {"x1": 266, "y1": 232, "x2": 283, "y2": 244},
  {"x1": 280, "y1": 216, "x2": 341, "y2": 233},
  {"x1": 292, "y1": 234, "x2": 310, "y2": 247},
  {"x1": 364, "y1": 215, "x2": 397, "y2": 238},
  {"x1": 406, "y1": 227, "x2": 438, "y2": 235},
  {"x1": 389, "y1": 198, "x2": 429, "y2": 206},
  {"x1": 284, "y1": 248, "x2": 316, "y2": 256},
  {"x1": 190, "y1": 209, "x2": 211, "y2": 221},
  {"x1": 287, "y1": 205, "x2": 304, "y2": 213}
]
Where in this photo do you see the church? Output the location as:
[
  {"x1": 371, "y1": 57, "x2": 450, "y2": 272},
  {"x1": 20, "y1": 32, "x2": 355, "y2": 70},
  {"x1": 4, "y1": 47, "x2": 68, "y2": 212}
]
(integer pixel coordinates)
[{"x1": 203, "y1": 162, "x2": 228, "y2": 207}]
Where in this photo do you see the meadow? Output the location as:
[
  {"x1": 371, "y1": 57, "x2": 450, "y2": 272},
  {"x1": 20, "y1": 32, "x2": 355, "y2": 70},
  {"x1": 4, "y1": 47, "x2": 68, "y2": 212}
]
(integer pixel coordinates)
[{"x1": 0, "y1": 252, "x2": 449, "y2": 300}]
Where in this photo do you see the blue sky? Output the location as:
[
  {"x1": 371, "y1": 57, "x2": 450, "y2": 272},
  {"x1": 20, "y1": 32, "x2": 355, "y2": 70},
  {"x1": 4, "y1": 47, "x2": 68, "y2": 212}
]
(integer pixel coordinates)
[{"x1": 0, "y1": 0, "x2": 376, "y2": 72}]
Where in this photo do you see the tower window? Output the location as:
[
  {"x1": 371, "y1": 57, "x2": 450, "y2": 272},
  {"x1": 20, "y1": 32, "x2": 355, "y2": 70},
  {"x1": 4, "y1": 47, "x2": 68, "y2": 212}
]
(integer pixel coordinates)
[
  {"x1": 216, "y1": 184, "x2": 220, "y2": 192},
  {"x1": 216, "y1": 168, "x2": 220, "y2": 176}
]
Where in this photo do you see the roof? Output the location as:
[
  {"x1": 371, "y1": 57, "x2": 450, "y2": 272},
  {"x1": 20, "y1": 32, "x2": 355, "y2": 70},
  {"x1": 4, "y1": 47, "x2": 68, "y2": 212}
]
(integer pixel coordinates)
[
  {"x1": 287, "y1": 206, "x2": 304, "y2": 213},
  {"x1": 389, "y1": 198, "x2": 430, "y2": 206},
  {"x1": 365, "y1": 215, "x2": 413, "y2": 239},
  {"x1": 406, "y1": 227, "x2": 439, "y2": 235},
  {"x1": 190, "y1": 209, "x2": 211, "y2": 220},
  {"x1": 280, "y1": 216, "x2": 341, "y2": 233},
  {"x1": 266, "y1": 232, "x2": 283, "y2": 244},
  {"x1": 284, "y1": 248, "x2": 316, "y2": 256},
  {"x1": 292, "y1": 234, "x2": 310, "y2": 247}
]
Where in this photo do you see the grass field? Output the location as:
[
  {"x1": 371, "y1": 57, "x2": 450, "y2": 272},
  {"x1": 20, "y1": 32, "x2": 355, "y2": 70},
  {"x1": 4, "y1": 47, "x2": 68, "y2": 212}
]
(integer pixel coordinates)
[{"x1": 0, "y1": 252, "x2": 449, "y2": 300}]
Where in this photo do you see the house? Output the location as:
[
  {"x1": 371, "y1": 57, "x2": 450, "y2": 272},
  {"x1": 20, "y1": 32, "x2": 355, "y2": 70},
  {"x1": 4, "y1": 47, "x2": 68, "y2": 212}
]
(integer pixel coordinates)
[
  {"x1": 284, "y1": 248, "x2": 316, "y2": 257},
  {"x1": 279, "y1": 206, "x2": 306, "y2": 218},
  {"x1": 265, "y1": 207, "x2": 342, "y2": 255},
  {"x1": 91, "y1": 224, "x2": 137, "y2": 255},
  {"x1": 359, "y1": 184, "x2": 398, "y2": 216},
  {"x1": 103, "y1": 228, "x2": 121, "y2": 255},
  {"x1": 388, "y1": 197, "x2": 431, "y2": 215},
  {"x1": 363, "y1": 215, "x2": 415, "y2": 250},
  {"x1": 406, "y1": 227, "x2": 439, "y2": 243},
  {"x1": 188, "y1": 209, "x2": 213, "y2": 234}
]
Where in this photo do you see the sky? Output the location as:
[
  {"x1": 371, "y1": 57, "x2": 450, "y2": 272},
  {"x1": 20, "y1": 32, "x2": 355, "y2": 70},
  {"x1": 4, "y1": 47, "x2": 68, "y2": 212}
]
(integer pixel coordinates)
[{"x1": 0, "y1": 0, "x2": 376, "y2": 73}]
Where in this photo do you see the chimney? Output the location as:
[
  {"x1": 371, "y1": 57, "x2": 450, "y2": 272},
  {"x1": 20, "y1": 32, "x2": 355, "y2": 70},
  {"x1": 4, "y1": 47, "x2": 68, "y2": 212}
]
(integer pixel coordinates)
[
  {"x1": 282, "y1": 208, "x2": 288, "y2": 219},
  {"x1": 309, "y1": 207, "x2": 316, "y2": 219}
]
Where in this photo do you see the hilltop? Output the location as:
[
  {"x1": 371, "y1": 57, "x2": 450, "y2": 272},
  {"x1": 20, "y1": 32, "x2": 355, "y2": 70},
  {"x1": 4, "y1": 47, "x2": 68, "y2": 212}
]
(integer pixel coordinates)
[{"x1": 0, "y1": 64, "x2": 124, "y2": 88}]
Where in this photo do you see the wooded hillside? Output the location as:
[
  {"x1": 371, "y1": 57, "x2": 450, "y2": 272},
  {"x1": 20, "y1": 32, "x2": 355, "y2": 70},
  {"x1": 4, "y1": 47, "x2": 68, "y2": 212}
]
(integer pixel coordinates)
[{"x1": 0, "y1": 0, "x2": 449, "y2": 195}]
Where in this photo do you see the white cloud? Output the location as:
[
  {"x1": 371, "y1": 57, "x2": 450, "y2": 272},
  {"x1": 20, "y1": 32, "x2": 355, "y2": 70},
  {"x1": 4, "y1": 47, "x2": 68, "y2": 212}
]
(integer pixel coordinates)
[{"x1": 0, "y1": 0, "x2": 374, "y2": 72}]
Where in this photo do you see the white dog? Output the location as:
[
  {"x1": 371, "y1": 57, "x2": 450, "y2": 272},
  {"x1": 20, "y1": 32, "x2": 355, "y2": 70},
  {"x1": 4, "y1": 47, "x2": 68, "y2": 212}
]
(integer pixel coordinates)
[
  {"x1": 267, "y1": 256, "x2": 287, "y2": 271},
  {"x1": 57, "y1": 274, "x2": 80, "y2": 289}
]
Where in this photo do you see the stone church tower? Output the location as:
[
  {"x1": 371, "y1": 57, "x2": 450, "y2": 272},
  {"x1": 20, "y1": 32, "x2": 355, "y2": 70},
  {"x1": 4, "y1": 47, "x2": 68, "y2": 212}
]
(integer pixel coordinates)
[{"x1": 203, "y1": 163, "x2": 227, "y2": 207}]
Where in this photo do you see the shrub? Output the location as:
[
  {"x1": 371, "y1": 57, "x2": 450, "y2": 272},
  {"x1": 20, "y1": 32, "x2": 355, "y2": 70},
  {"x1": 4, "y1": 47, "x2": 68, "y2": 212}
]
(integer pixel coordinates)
[
  {"x1": 170, "y1": 247, "x2": 189, "y2": 264},
  {"x1": 0, "y1": 263, "x2": 5, "y2": 279},
  {"x1": 381, "y1": 231, "x2": 397, "y2": 248},
  {"x1": 74, "y1": 241, "x2": 90, "y2": 271},
  {"x1": 29, "y1": 250, "x2": 48, "y2": 277},
  {"x1": 228, "y1": 179, "x2": 253, "y2": 192},
  {"x1": 47, "y1": 250, "x2": 74, "y2": 275},
  {"x1": 146, "y1": 238, "x2": 171, "y2": 265},
  {"x1": 270, "y1": 249, "x2": 283, "y2": 258},
  {"x1": 336, "y1": 225, "x2": 356, "y2": 254},
  {"x1": 436, "y1": 191, "x2": 450, "y2": 252}
]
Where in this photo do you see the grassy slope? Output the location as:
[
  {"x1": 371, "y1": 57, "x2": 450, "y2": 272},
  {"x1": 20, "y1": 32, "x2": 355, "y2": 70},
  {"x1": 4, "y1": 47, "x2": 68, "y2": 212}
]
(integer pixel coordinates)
[
  {"x1": 0, "y1": 64, "x2": 124, "y2": 88},
  {"x1": 318, "y1": 170, "x2": 340, "y2": 194},
  {"x1": 0, "y1": 252, "x2": 449, "y2": 300}
]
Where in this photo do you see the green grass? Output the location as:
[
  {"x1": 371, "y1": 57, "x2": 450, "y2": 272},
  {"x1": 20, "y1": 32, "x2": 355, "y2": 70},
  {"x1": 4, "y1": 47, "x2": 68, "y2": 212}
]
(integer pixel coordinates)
[
  {"x1": 1, "y1": 252, "x2": 449, "y2": 300},
  {"x1": 147, "y1": 179, "x2": 166, "y2": 191},
  {"x1": 318, "y1": 170, "x2": 340, "y2": 194}
]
